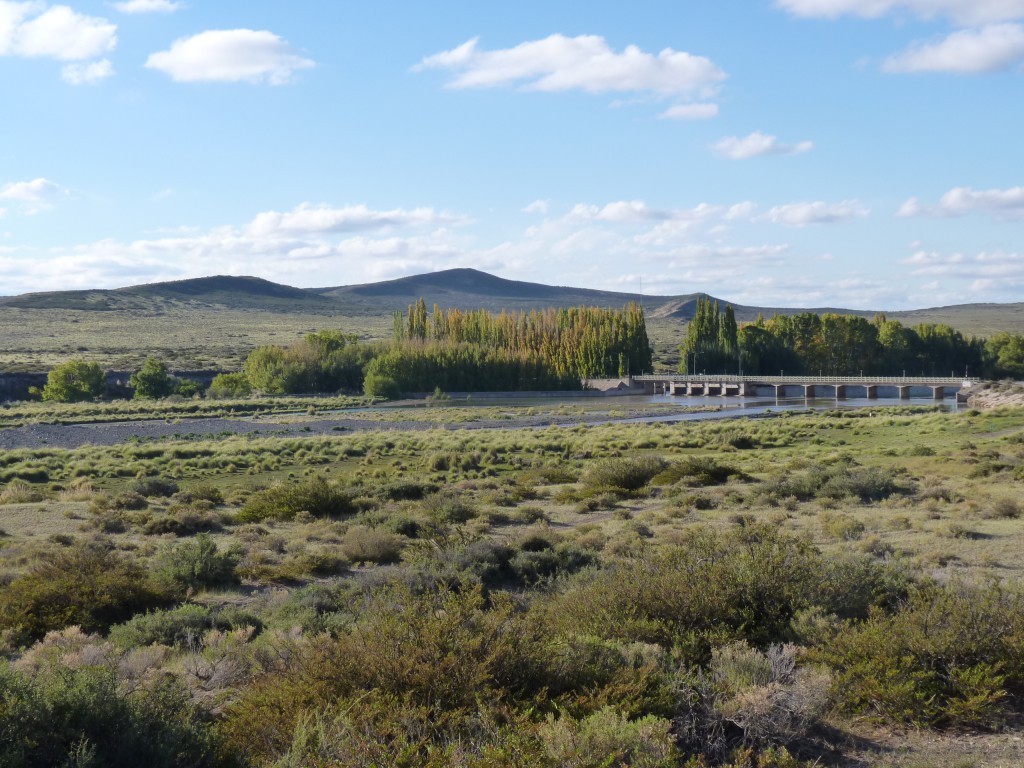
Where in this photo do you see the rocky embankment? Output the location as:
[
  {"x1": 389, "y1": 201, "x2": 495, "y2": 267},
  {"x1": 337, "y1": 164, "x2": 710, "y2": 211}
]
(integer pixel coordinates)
[{"x1": 965, "y1": 381, "x2": 1024, "y2": 409}]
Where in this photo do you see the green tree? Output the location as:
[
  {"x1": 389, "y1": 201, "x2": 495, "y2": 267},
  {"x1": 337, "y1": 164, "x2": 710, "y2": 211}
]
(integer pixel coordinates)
[
  {"x1": 985, "y1": 333, "x2": 1024, "y2": 379},
  {"x1": 41, "y1": 359, "x2": 106, "y2": 402},
  {"x1": 130, "y1": 357, "x2": 177, "y2": 399},
  {"x1": 208, "y1": 372, "x2": 253, "y2": 399}
]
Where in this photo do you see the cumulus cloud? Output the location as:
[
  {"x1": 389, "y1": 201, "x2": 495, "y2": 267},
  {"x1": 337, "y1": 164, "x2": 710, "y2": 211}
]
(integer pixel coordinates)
[
  {"x1": 0, "y1": 1, "x2": 115, "y2": 82},
  {"x1": 903, "y1": 250, "x2": 1024, "y2": 293},
  {"x1": 897, "y1": 185, "x2": 1024, "y2": 218},
  {"x1": 0, "y1": 178, "x2": 67, "y2": 212},
  {"x1": 146, "y1": 29, "x2": 315, "y2": 84},
  {"x1": 113, "y1": 0, "x2": 183, "y2": 12},
  {"x1": 711, "y1": 131, "x2": 814, "y2": 159},
  {"x1": 245, "y1": 203, "x2": 463, "y2": 237},
  {"x1": 659, "y1": 102, "x2": 719, "y2": 120},
  {"x1": 61, "y1": 57, "x2": 113, "y2": 84},
  {"x1": 522, "y1": 199, "x2": 550, "y2": 215},
  {"x1": 776, "y1": 0, "x2": 1024, "y2": 25},
  {"x1": 414, "y1": 34, "x2": 725, "y2": 118},
  {"x1": 762, "y1": 200, "x2": 869, "y2": 226},
  {"x1": 884, "y1": 23, "x2": 1024, "y2": 72}
]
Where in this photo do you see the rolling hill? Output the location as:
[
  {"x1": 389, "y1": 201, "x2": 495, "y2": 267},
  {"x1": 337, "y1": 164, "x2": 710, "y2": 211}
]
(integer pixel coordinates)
[{"x1": 1, "y1": 268, "x2": 1022, "y2": 335}]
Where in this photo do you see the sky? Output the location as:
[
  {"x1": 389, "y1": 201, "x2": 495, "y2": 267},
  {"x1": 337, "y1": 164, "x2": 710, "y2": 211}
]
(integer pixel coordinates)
[{"x1": 0, "y1": 0, "x2": 1022, "y2": 309}]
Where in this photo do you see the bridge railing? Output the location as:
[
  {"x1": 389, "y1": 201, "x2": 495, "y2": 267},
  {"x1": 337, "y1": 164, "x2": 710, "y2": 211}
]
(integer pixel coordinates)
[{"x1": 633, "y1": 375, "x2": 975, "y2": 386}]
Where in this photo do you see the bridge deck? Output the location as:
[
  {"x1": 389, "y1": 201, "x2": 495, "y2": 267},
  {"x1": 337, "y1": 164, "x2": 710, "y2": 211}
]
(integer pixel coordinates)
[{"x1": 634, "y1": 375, "x2": 974, "y2": 386}]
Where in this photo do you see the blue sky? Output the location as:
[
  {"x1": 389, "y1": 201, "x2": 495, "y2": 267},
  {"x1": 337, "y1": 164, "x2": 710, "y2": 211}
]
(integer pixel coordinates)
[{"x1": 1, "y1": 0, "x2": 1022, "y2": 308}]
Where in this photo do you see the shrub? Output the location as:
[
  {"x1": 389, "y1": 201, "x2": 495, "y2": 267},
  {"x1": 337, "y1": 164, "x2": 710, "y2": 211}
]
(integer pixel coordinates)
[
  {"x1": 363, "y1": 373, "x2": 400, "y2": 400},
  {"x1": 0, "y1": 479, "x2": 47, "y2": 505},
  {"x1": 179, "y1": 483, "x2": 225, "y2": 506},
  {"x1": 539, "y1": 707, "x2": 680, "y2": 767},
  {"x1": 208, "y1": 372, "x2": 252, "y2": 399},
  {"x1": 655, "y1": 457, "x2": 745, "y2": 487},
  {"x1": 581, "y1": 457, "x2": 667, "y2": 495},
  {"x1": 341, "y1": 526, "x2": 404, "y2": 564},
  {"x1": 129, "y1": 476, "x2": 180, "y2": 498},
  {"x1": 818, "y1": 581, "x2": 1024, "y2": 728},
  {"x1": 0, "y1": 661, "x2": 224, "y2": 767},
  {"x1": 238, "y1": 476, "x2": 355, "y2": 523},
  {"x1": 41, "y1": 359, "x2": 106, "y2": 402},
  {"x1": 130, "y1": 357, "x2": 177, "y2": 399},
  {"x1": 0, "y1": 542, "x2": 173, "y2": 642},
  {"x1": 154, "y1": 533, "x2": 241, "y2": 592},
  {"x1": 109, "y1": 603, "x2": 261, "y2": 648},
  {"x1": 421, "y1": 491, "x2": 477, "y2": 524}
]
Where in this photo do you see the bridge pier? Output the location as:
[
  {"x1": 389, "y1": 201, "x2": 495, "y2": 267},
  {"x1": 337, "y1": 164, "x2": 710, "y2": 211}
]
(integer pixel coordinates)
[
  {"x1": 932, "y1": 386, "x2": 945, "y2": 400},
  {"x1": 835, "y1": 385, "x2": 846, "y2": 400},
  {"x1": 804, "y1": 384, "x2": 814, "y2": 398},
  {"x1": 865, "y1": 385, "x2": 877, "y2": 399},
  {"x1": 898, "y1": 385, "x2": 911, "y2": 400}
]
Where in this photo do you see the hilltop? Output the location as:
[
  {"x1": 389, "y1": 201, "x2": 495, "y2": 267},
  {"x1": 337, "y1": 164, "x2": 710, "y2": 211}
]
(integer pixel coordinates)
[{"x1": 3, "y1": 269, "x2": 1021, "y2": 335}]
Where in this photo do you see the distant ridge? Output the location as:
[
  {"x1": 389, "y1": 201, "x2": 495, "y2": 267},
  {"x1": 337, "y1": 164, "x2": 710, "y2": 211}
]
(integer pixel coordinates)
[
  {"x1": 0, "y1": 275, "x2": 337, "y2": 311},
  {"x1": 1, "y1": 268, "x2": 1022, "y2": 335}
]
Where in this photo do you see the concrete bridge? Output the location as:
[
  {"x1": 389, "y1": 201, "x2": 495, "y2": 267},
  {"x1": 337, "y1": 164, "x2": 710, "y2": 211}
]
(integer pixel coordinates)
[{"x1": 633, "y1": 374, "x2": 978, "y2": 401}]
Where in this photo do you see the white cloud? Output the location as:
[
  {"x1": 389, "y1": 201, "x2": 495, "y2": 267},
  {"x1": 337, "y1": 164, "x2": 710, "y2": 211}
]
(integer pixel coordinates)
[
  {"x1": 113, "y1": 0, "x2": 183, "y2": 13},
  {"x1": 897, "y1": 185, "x2": 1024, "y2": 218},
  {"x1": 903, "y1": 250, "x2": 1024, "y2": 289},
  {"x1": 61, "y1": 57, "x2": 113, "y2": 84},
  {"x1": 146, "y1": 29, "x2": 315, "y2": 84},
  {"x1": 0, "y1": 178, "x2": 65, "y2": 208},
  {"x1": 711, "y1": 131, "x2": 814, "y2": 159},
  {"x1": 776, "y1": 0, "x2": 1024, "y2": 25},
  {"x1": 660, "y1": 102, "x2": 719, "y2": 120},
  {"x1": 414, "y1": 34, "x2": 725, "y2": 112},
  {"x1": 762, "y1": 200, "x2": 869, "y2": 226},
  {"x1": 522, "y1": 199, "x2": 550, "y2": 215},
  {"x1": 884, "y1": 23, "x2": 1024, "y2": 72},
  {"x1": 0, "y1": 2, "x2": 116, "y2": 60},
  {"x1": 245, "y1": 203, "x2": 461, "y2": 237},
  {"x1": 0, "y1": 177, "x2": 61, "y2": 201}
]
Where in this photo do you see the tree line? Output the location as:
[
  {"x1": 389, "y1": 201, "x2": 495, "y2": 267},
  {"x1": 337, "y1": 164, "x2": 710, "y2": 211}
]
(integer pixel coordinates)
[
  {"x1": 396, "y1": 299, "x2": 653, "y2": 380},
  {"x1": 35, "y1": 302, "x2": 654, "y2": 401},
  {"x1": 680, "y1": 297, "x2": 1023, "y2": 378}
]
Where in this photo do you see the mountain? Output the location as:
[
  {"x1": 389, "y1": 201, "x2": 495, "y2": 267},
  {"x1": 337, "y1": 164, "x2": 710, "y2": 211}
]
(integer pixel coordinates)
[
  {"x1": 1, "y1": 269, "x2": 1022, "y2": 335},
  {"x1": 310, "y1": 268, "x2": 678, "y2": 312},
  {"x1": 0, "y1": 275, "x2": 337, "y2": 311}
]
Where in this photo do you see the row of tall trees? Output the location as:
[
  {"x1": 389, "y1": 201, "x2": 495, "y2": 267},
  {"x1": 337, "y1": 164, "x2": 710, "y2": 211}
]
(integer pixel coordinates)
[
  {"x1": 680, "y1": 299, "x2": 997, "y2": 377},
  {"x1": 396, "y1": 300, "x2": 652, "y2": 379}
]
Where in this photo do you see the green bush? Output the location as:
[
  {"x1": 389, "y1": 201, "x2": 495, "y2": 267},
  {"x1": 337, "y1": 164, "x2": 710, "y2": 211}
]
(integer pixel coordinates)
[
  {"x1": 819, "y1": 581, "x2": 1024, "y2": 728},
  {"x1": 154, "y1": 533, "x2": 241, "y2": 592},
  {"x1": 207, "y1": 372, "x2": 253, "y2": 399},
  {"x1": 581, "y1": 457, "x2": 667, "y2": 494},
  {"x1": 0, "y1": 662, "x2": 225, "y2": 767},
  {"x1": 129, "y1": 476, "x2": 180, "y2": 498},
  {"x1": 130, "y1": 357, "x2": 177, "y2": 399},
  {"x1": 108, "y1": 603, "x2": 261, "y2": 649},
  {"x1": 0, "y1": 543, "x2": 173, "y2": 642},
  {"x1": 41, "y1": 359, "x2": 106, "y2": 403},
  {"x1": 237, "y1": 476, "x2": 355, "y2": 523},
  {"x1": 341, "y1": 526, "x2": 404, "y2": 564},
  {"x1": 654, "y1": 457, "x2": 745, "y2": 487},
  {"x1": 362, "y1": 372, "x2": 401, "y2": 400},
  {"x1": 539, "y1": 707, "x2": 680, "y2": 767}
]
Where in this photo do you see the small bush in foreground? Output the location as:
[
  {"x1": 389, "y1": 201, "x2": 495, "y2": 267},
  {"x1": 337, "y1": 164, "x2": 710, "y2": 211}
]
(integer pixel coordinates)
[
  {"x1": 0, "y1": 662, "x2": 224, "y2": 767},
  {"x1": 582, "y1": 457, "x2": 667, "y2": 495},
  {"x1": 0, "y1": 542, "x2": 173, "y2": 643},
  {"x1": 238, "y1": 476, "x2": 355, "y2": 522},
  {"x1": 819, "y1": 580, "x2": 1024, "y2": 728},
  {"x1": 154, "y1": 533, "x2": 242, "y2": 592}
]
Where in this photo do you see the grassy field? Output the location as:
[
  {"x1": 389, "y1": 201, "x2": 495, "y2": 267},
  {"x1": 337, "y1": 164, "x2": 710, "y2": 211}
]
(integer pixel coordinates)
[{"x1": 1, "y1": 403, "x2": 1024, "y2": 765}]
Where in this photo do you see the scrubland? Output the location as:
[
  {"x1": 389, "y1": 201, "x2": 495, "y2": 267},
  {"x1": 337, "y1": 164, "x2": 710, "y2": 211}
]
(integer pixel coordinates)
[{"x1": 0, "y1": 403, "x2": 1023, "y2": 766}]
